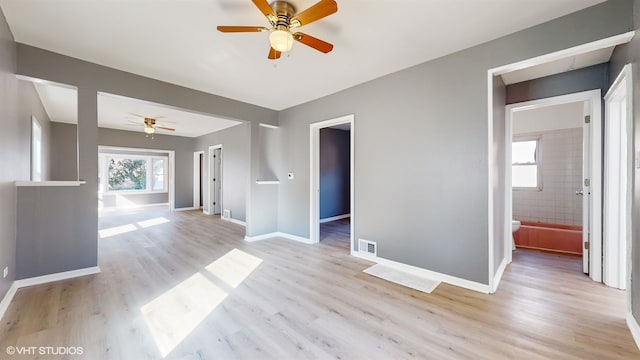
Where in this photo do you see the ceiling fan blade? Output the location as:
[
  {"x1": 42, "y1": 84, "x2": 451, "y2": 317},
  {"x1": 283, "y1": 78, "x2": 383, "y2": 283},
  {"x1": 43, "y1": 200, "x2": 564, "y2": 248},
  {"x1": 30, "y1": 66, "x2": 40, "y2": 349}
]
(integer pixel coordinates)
[
  {"x1": 290, "y1": 0, "x2": 337, "y2": 28},
  {"x1": 251, "y1": 0, "x2": 277, "y2": 24},
  {"x1": 268, "y1": 47, "x2": 281, "y2": 60},
  {"x1": 217, "y1": 26, "x2": 269, "y2": 33},
  {"x1": 157, "y1": 126, "x2": 175, "y2": 131},
  {"x1": 293, "y1": 32, "x2": 333, "y2": 53}
]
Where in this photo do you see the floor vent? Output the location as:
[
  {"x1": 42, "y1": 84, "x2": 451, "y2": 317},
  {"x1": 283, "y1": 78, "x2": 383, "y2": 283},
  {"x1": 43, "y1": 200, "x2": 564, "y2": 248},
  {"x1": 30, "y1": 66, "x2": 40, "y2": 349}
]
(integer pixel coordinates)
[
  {"x1": 222, "y1": 209, "x2": 231, "y2": 219},
  {"x1": 358, "y1": 239, "x2": 377, "y2": 256}
]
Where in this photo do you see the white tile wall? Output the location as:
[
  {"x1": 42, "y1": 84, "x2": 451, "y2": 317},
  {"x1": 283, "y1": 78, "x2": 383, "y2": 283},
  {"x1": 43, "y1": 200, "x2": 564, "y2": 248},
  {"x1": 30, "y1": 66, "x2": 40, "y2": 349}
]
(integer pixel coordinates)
[{"x1": 512, "y1": 128, "x2": 583, "y2": 226}]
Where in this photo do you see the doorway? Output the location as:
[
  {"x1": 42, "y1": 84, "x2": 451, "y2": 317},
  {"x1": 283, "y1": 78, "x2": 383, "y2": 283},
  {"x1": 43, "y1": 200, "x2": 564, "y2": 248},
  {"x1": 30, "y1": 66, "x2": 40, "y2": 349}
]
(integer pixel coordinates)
[
  {"x1": 207, "y1": 145, "x2": 222, "y2": 215},
  {"x1": 603, "y1": 64, "x2": 633, "y2": 290},
  {"x1": 193, "y1": 151, "x2": 204, "y2": 210},
  {"x1": 310, "y1": 114, "x2": 354, "y2": 252},
  {"x1": 505, "y1": 91, "x2": 602, "y2": 282}
]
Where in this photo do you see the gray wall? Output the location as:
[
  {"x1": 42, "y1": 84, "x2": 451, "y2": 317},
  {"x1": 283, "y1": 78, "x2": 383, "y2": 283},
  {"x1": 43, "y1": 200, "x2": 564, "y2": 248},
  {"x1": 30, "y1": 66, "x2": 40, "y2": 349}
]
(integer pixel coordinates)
[
  {"x1": 0, "y1": 7, "x2": 21, "y2": 301},
  {"x1": 276, "y1": 0, "x2": 634, "y2": 284},
  {"x1": 0, "y1": 6, "x2": 60, "y2": 297},
  {"x1": 195, "y1": 123, "x2": 250, "y2": 222},
  {"x1": 12, "y1": 43, "x2": 276, "y2": 282},
  {"x1": 609, "y1": 0, "x2": 640, "y2": 330},
  {"x1": 50, "y1": 122, "x2": 78, "y2": 181},
  {"x1": 249, "y1": 123, "x2": 279, "y2": 235},
  {"x1": 98, "y1": 127, "x2": 194, "y2": 208},
  {"x1": 492, "y1": 76, "x2": 506, "y2": 274},
  {"x1": 319, "y1": 128, "x2": 350, "y2": 219},
  {"x1": 16, "y1": 186, "x2": 97, "y2": 279},
  {"x1": 20, "y1": 80, "x2": 53, "y2": 181},
  {"x1": 506, "y1": 63, "x2": 609, "y2": 104}
]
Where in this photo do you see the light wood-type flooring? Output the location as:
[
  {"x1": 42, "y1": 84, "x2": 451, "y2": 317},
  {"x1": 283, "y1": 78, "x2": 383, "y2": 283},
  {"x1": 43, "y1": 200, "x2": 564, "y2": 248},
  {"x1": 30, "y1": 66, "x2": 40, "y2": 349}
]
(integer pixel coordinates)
[{"x1": 1, "y1": 206, "x2": 639, "y2": 359}]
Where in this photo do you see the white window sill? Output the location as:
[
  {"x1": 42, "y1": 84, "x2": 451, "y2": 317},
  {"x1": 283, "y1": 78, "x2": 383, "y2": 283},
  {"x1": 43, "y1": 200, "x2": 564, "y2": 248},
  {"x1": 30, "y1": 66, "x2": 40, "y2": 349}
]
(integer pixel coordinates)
[
  {"x1": 15, "y1": 181, "x2": 86, "y2": 187},
  {"x1": 103, "y1": 191, "x2": 168, "y2": 195},
  {"x1": 256, "y1": 180, "x2": 280, "y2": 185}
]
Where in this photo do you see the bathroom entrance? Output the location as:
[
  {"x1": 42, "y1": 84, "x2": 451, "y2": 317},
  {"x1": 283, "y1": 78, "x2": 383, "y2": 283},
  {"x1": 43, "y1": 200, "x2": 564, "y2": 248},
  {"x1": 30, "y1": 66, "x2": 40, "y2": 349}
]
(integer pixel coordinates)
[{"x1": 506, "y1": 94, "x2": 596, "y2": 279}]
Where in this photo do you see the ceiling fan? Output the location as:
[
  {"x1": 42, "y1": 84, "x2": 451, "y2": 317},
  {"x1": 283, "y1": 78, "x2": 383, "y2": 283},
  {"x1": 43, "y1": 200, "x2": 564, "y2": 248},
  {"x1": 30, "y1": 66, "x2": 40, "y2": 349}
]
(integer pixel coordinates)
[
  {"x1": 127, "y1": 116, "x2": 175, "y2": 138},
  {"x1": 217, "y1": 0, "x2": 337, "y2": 59}
]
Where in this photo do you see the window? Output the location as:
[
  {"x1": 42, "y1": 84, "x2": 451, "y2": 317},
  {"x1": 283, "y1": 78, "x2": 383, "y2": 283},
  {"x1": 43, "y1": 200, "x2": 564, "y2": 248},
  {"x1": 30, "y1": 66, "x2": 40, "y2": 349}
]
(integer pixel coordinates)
[
  {"x1": 512, "y1": 139, "x2": 541, "y2": 190},
  {"x1": 104, "y1": 155, "x2": 168, "y2": 193},
  {"x1": 31, "y1": 117, "x2": 42, "y2": 181}
]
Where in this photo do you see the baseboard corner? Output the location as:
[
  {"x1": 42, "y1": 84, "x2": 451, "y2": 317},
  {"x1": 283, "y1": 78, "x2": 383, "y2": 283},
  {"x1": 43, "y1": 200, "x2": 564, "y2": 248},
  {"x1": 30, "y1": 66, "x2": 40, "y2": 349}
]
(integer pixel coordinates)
[
  {"x1": 627, "y1": 312, "x2": 640, "y2": 351},
  {"x1": 0, "y1": 282, "x2": 18, "y2": 322},
  {"x1": 491, "y1": 257, "x2": 508, "y2": 293}
]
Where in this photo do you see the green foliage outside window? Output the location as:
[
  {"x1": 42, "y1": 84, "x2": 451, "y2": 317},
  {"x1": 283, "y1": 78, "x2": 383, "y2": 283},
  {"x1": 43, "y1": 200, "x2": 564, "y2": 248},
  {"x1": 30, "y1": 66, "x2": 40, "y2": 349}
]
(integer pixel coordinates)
[{"x1": 108, "y1": 158, "x2": 147, "y2": 191}]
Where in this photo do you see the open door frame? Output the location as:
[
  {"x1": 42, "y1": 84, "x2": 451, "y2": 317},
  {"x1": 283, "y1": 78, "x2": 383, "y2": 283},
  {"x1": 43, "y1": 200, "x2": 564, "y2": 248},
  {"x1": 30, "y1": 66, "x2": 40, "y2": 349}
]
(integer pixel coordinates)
[
  {"x1": 504, "y1": 90, "x2": 602, "y2": 282},
  {"x1": 309, "y1": 114, "x2": 354, "y2": 251},
  {"x1": 205, "y1": 144, "x2": 222, "y2": 215},
  {"x1": 603, "y1": 63, "x2": 633, "y2": 291},
  {"x1": 193, "y1": 151, "x2": 204, "y2": 210}
]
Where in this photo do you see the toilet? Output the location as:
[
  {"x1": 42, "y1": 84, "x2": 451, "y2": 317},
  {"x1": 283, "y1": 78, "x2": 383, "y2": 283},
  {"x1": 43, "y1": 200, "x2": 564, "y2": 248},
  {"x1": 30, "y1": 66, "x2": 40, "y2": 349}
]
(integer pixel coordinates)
[{"x1": 511, "y1": 220, "x2": 521, "y2": 250}]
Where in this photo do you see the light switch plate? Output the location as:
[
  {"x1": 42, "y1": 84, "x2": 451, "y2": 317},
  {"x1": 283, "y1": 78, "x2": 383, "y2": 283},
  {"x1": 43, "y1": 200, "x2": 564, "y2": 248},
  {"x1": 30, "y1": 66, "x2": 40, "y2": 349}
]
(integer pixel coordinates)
[
  {"x1": 3, "y1": 267, "x2": 7, "y2": 278},
  {"x1": 287, "y1": 172, "x2": 294, "y2": 180}
]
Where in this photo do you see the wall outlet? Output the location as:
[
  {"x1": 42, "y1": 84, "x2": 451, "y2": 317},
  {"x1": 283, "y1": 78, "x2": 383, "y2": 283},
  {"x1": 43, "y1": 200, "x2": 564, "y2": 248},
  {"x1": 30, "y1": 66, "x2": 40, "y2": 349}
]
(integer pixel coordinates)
[
  {"x1": 3, "y1": 266, "x2": 7, "y2": 278},
  {"x1": 287, "y1": 172, "x2": 294, "y2": 180}
]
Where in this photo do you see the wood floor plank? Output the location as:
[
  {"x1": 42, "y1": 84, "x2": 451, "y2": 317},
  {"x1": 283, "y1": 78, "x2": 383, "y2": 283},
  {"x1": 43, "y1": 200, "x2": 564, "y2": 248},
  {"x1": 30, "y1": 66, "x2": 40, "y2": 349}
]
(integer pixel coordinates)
[{"x1": 0, "y1": 207, "x2": 638, "y2": 359}]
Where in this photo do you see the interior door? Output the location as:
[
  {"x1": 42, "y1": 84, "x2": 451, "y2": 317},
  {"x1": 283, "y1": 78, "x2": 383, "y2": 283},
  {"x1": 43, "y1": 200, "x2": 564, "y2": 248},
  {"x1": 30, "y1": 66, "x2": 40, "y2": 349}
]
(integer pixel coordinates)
[
  {"x1": 212, "y1": 148, "x2": 222, "y2": 214},
  {"x1": 581, "y1": 101, "x2": 591, "y2": 274}
]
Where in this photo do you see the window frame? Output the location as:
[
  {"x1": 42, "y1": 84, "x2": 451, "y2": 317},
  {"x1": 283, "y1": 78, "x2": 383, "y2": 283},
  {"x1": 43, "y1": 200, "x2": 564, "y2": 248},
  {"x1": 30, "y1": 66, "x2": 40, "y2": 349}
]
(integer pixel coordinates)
[
  {"x1": 31, "y1": 116, "x2": 42, "y2": 181},
  {"x1": 512, "y1": 137, "x2": 542, "y2": 191},
  {"x1": 103, "y1": 154, "x2": 168, "y2": 194}
]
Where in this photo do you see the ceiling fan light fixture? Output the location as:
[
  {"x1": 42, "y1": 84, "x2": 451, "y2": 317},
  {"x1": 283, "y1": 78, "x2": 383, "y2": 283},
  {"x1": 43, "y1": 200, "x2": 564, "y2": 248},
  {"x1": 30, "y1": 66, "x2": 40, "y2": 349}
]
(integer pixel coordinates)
[
  {"x1": 144, "y1": 126, "x2": 155, "y2": 135},
  {"x1": 269, "y1": 29, "x2": 293, "y2": 52}
]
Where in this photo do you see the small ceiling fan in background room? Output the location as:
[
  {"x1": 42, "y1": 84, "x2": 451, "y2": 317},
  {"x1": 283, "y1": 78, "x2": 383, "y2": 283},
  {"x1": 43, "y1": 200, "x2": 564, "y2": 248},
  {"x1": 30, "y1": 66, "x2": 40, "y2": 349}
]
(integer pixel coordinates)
[
  {"x1": 127, "y1": 115, "x2": 175, "y2": 139},
  {"x1": 217, "y1": 0, "x2": 338, "y2": 59}
]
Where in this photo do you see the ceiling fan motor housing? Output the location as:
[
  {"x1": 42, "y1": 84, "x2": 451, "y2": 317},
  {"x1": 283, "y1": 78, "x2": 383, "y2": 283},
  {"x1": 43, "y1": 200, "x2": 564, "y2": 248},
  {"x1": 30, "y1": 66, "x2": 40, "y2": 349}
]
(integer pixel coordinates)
[{"x1": 272, "y1": 1, "x2": 295, "y2": 30}]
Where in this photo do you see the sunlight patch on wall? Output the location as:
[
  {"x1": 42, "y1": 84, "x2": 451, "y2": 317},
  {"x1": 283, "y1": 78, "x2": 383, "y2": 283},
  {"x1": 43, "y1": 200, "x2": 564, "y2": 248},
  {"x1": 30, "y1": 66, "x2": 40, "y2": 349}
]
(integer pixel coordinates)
[
  {"x1": 205, "y1": 248, "x2": 263, "y2": 288},
  {"x1": 141, "y1": 273, "x2": 227, "y2": 357}
]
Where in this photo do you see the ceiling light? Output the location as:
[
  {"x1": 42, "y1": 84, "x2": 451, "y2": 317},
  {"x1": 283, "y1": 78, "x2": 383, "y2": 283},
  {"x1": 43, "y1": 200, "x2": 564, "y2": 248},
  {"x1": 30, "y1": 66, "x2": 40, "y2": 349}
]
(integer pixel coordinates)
[
  {"x1": 144, "y1": 127, "x2": 155, "y2": 135},
  {"x1": 269, "y1": 29, "x2": 293, "y2": 52}
]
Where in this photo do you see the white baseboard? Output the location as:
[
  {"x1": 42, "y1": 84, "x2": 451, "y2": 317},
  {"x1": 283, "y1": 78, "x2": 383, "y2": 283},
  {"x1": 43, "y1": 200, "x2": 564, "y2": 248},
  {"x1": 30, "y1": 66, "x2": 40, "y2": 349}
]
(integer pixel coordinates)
[
  {"x1": 0, "y1": 282, "x2": 18, "y2": 323},
  {"x1": 245, "y1": 232, "x2": 313, "y2": 244},
  {"x1": 0, "y1": 266, "x2": 101, "y2": 322},
  {"x1": 491, "y1": 258, "x2": 508, "y2": 293},
  {"x1": 203, "y1": 210, "x2": 212, "y2": 215},
  {"x1": 320, "y1": 213, "x2": 350, "y2": 223},
  {"x1": 173, "y1": 206, "x2": 198, "y2": 212},
  {"x1": 222, "y1": 217, "x2": 246, "y2": 227},
  {"x1": 627, "y1": 312, "x2": 640, "y2": 351},
  {"x1": 14, "y1": 266, "x2": 101, "y2": 289},
  {"x1": 351, "y1": 251, "x2": 491, "y2": 294}
]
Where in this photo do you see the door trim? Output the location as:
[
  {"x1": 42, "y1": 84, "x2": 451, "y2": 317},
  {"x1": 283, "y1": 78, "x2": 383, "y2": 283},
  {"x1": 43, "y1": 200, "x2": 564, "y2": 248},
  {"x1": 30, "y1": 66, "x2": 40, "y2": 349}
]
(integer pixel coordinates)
[
  {"x1": 504, "y1": 90, "x2": 602, "y2": 281},
  {"x1": 193, "y1": 151, "x2": 204, "y2": 210},
  {"x1": 603, "y1": 63, "x2": 633, "y2": 292},
  {"x1": 206, "y1": 144, "x2": 222, "y2": 215},
  {"x1": 486, "y1": 32, "x2": 634, "y2": 292},
  {"x1": 309, "y1": 114, "x2": 354, "y2": 253}
]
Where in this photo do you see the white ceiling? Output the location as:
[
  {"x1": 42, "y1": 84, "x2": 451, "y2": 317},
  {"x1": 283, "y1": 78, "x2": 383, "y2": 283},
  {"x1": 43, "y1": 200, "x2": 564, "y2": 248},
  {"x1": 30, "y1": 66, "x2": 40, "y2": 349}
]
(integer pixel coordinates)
[
  {"x1": 29, "y1": 80, "x2": 241, "y2": 137},
  {"x1": 0, "y1": 0, "x2": 605, "y2": 111},
  {"x1": 98, "y1": 93, "x2": 242, "y2": 137},
  {"x1": 513, "y1": 101, "x2": 584, "y2": 135},
  {"x1": 501, "y1": 47, "x2": 615, "y2": 85},
  {"x1": 33, "y1": 82, "x2": 77, "y2": 124}
]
